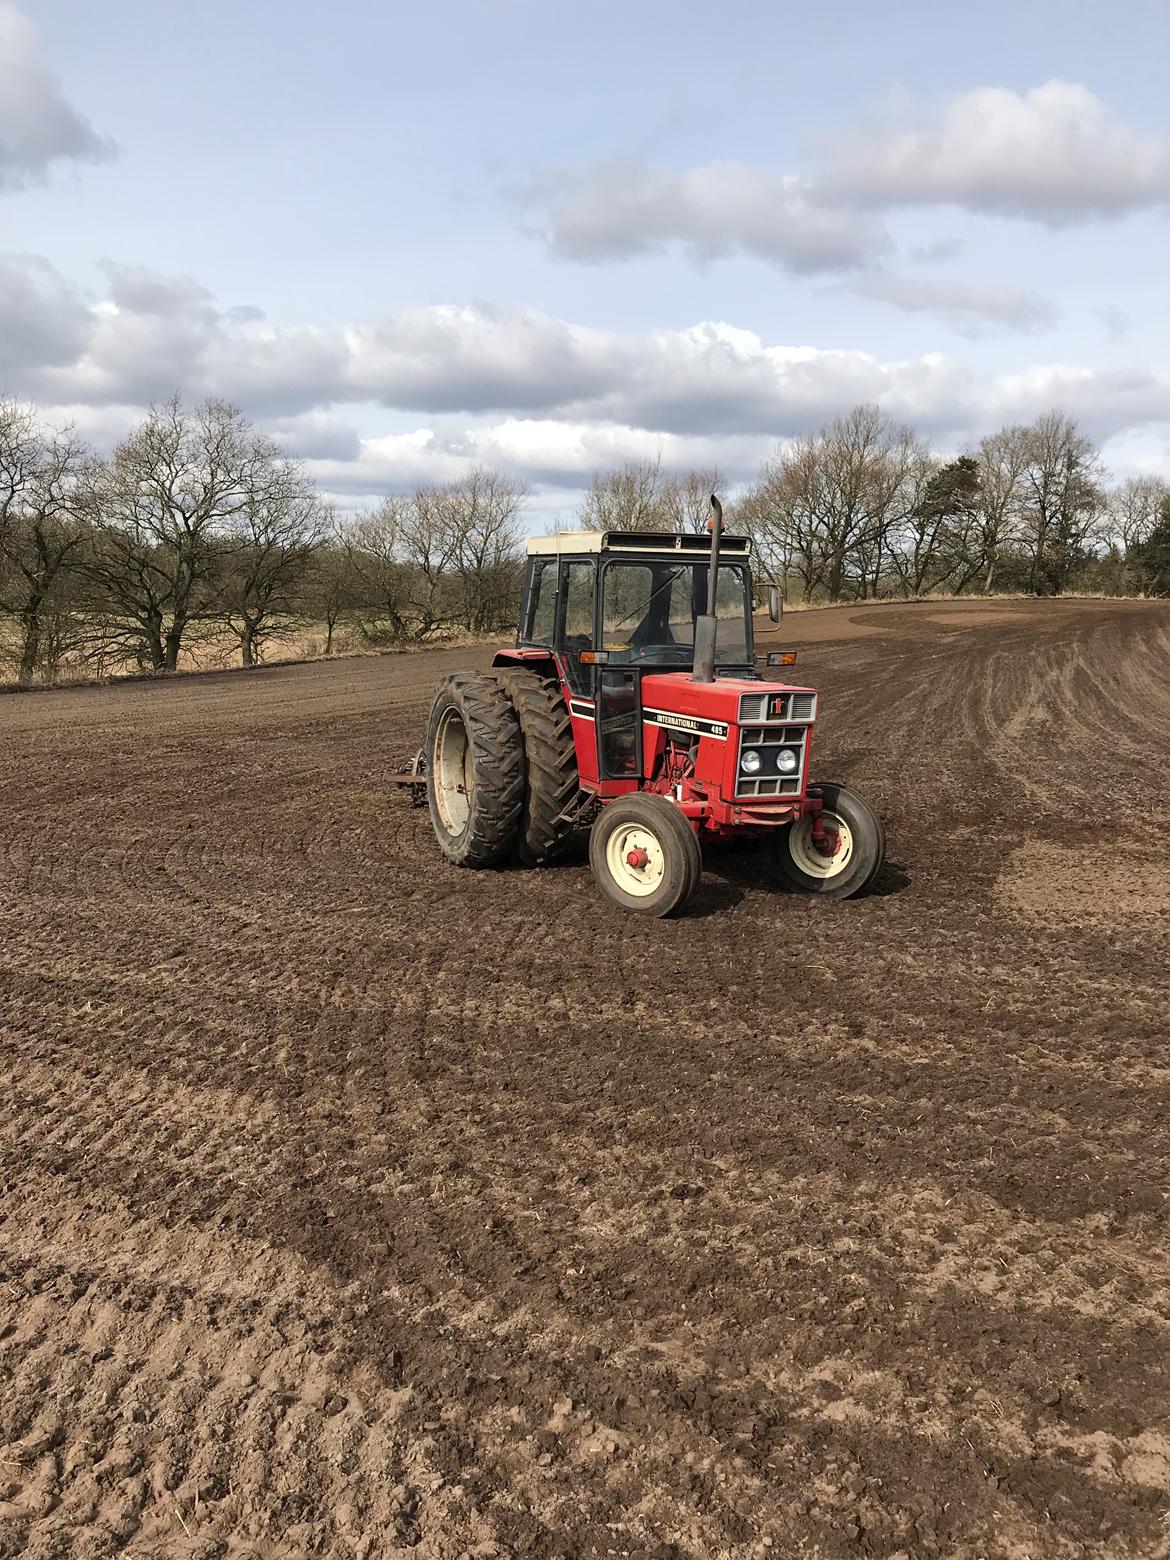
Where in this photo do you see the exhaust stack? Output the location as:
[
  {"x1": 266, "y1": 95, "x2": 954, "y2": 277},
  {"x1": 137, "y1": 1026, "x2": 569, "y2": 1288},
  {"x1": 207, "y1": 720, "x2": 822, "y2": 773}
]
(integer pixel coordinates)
[{"x1": 692, "y1": 492, "x2": 723, "y2": 683}]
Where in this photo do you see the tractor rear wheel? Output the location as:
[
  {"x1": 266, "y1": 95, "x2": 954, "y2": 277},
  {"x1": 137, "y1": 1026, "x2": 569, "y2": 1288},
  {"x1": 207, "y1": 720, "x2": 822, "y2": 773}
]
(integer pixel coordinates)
[
  {"x1": 589, "y1": 793, "x2": 701, "y2": 917},
  {"x1": 495, "y1": 670, "x2": 581, "y2": 865},
  {"x1": 425, "y1": 674, "x2": 525, "y2": 867},
  {"x1": 771, "y1": 781, "x2": 885, "y2": 900}
]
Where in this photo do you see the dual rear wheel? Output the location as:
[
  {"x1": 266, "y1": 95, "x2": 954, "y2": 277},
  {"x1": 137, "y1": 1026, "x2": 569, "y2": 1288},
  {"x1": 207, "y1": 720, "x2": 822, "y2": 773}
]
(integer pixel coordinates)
[{"x1": 426, "y1": 670, "x2": 579, "y2": 869}]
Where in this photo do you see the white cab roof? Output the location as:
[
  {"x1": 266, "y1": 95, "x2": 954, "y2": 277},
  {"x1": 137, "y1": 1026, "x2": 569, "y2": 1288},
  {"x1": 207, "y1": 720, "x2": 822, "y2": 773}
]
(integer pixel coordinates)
[
  {"x1": 526, "y1": 530, "x2": 751, "y2": 557},
  {"x1": 526, "y1": 531, "x2": 604, "y2": 555}
]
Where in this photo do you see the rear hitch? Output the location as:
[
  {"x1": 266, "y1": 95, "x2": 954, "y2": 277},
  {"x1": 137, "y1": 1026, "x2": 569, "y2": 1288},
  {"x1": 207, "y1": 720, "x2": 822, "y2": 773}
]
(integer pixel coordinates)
[{"x1": 388, "y1": 748, "x2": 428, "y2": 807}]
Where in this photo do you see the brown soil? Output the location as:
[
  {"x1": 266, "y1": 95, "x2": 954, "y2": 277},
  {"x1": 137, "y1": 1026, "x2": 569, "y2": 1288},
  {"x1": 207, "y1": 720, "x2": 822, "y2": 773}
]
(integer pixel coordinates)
[{"x1": 2, "y1": 596, "x2": 1169, "y2": 1560}]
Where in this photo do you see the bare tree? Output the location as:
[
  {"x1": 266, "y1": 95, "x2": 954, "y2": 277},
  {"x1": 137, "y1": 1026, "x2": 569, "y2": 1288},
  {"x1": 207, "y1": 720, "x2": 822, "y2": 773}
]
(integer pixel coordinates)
[
  {"x1": 0, "y1": 398, "x2": 38, "y2": 530},
  {"x1": 343, "y1": 500, "x2": 413, "y2": 642},
  {"x1": 343, "y1": 489, "x2": 461, "y2": 643},
  {"x1": 1019, "y1": 413, "x2": 1104, "y2": 596},
  {"x1": 219, "y1": 465, "x2": 327, "y2": 665},
  {"x1": 397, "y1": 487, "x2": 462, "y2": 639},
  {"x1": 1107, "y1": 475, "x2": 1170, "y2": 558},
  {"x1": 442, "y1": 468, "x2": 526, "y2": 632},
  {"x1": 579, "y1": 457, "x2": 668, "y2": 531},
  {"x1": 661, "y1": 468, "x2": 723, "y2": 534},
  {"x1": 974, "y1": 425, "x2": 1031, "y2": 594},
  {"x1": 578, "y1": 459, "x2": 726, "y2": 538},
  {"x1": 747, "y1": 407, "x2": 924, "y2": 604},
  {"x1": 307, "y1": 517, "x2": 358, "y2": 655},
  {"x1": 887, "y1": 454, "x2": 951, "y2": 598},
  {"x1": 738, "y1": 451, "x2": 824, "y2": 603},
  {"x1": 845, "y1": 414, "x2": 926, "y2": 600},
  {"x1": 86, "y1": 397, "x2": 291, "y2": 670},
  {"x1": 0, "y1": 401, "x2": 94, "y2": 684}
]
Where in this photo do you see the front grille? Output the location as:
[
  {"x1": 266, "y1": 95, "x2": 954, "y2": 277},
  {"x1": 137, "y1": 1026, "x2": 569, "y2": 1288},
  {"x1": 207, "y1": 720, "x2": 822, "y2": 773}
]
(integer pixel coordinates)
[
  {"x1": 737, "y1": 774, "x2": 803, "y2": 798},
  {"x1": 739, "y1": 690, "x2": 817, "y2": 723},
  {"x1": 736, "y1": 724, "x2": 808, "y2": 797},
  {"x1": 735, "y1": 690, "x2": 815, "y2": 798}
]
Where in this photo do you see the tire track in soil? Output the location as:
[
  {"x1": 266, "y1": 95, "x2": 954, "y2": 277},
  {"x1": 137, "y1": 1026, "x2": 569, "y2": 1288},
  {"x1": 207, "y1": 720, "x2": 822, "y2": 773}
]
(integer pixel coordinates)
[
  {"x1": 2, "y1": 598, "x2": 1170, "y2": 1558},
  {"x1": 5, "y1": 1046, "x2": 1167, "y2": 1559}
]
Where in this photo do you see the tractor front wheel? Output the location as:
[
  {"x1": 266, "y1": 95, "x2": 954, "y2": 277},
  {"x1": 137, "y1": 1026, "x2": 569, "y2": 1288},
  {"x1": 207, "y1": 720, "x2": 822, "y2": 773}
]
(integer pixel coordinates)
[
  {"x1": 772, "y1": 781, "x2": 885, "y2": 900},
  {"x1": 589, "y1": 794, "x2": 701, "y2": 917}
]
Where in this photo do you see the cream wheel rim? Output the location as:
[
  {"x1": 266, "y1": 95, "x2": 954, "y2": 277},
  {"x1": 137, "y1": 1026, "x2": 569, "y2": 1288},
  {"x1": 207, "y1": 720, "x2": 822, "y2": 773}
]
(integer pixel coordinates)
[
  {"x1": 433, "y1": 707, "x2": 472, "y2": 835},
  {"x1": 788, "y1": 811, "x2": 854, "y2": 880},
  {"x1": 605, "y1": 823, "x2": 666, "y2": 897}
]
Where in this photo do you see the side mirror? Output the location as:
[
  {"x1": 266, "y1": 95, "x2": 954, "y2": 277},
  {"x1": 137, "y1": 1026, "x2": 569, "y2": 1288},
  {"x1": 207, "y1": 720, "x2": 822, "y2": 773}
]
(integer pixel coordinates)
[{"x1": 768, "y1": 585, "x2": 784, "y2": 624}]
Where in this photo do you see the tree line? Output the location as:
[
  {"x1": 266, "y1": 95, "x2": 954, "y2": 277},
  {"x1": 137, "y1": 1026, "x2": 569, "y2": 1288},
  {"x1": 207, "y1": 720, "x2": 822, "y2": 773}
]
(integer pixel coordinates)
[
  {"x1": 0, "y1": 395, "x2": 527, "y2": 684},
  {"x1": 584, "y1": 408, "x2": 1170, "y2": 605},
  {"x1": 2, "y1": 393, "x2": 1168, "y2": 685}
]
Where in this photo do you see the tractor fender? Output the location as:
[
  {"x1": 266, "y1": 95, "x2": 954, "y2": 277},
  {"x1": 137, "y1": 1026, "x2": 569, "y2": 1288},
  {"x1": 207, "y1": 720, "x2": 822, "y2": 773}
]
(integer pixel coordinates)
[{"x1": 491, "y1": 647, "x2": 559, "y2": 678}]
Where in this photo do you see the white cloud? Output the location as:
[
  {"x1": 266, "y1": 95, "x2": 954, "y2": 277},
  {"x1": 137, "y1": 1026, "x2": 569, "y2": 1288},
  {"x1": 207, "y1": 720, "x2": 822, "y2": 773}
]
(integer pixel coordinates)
[
  {"x1": 515, "y1": 83, "x2": 1170, "y2": 318},
  {"x1": 520, "y1": 158, "x2": 885, "y2": 274},
  {"x1": 0, "y1": 1, "x2": 114, "y2": 189},
  {"x1": 847, "y1": 269, "x2": 1059, "y2": 336},
  {"x1": 99, "y1": 262, "x2": 217, "y2": 321},
  {"x1": 985, "y1": 363, "x2": 1170, "y2": 433},
  {"x1": 303, "y1": 420, "x2": 777, "y2": 507},
  {"x1": 0, "y1": 252, "x2": 92, "y2": 370},
  {"x1": 263, "y1": 410, "x2": 363, "y2": 462},
  {"x1": 825, "y1": 82, "x2": 1170, "y2": 224},
  {"x1": 344, "y1": 305, "x2": 625, "y2": 412},
  {"x1": 6, "y1": 257, "x2": 1170, "y2": 498},
  {"x1": 907, "y1": 238, "x2": 966, "y2": 264}
]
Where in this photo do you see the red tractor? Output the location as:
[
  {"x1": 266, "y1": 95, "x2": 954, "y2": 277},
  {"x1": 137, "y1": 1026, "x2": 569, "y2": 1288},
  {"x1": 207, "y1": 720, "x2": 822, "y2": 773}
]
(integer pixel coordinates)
[{"x1": 405, "y1": 500, "x2": 885, "y2": 916}]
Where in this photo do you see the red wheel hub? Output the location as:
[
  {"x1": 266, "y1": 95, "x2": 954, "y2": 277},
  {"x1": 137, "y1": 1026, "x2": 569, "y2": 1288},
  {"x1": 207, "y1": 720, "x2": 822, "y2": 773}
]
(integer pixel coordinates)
[
  {"x1": 626, "y1": 846, "x2": 650, "y2": 869},
  {"x1": 809, "y1": 812, "x2": 844, "y2": 857}
]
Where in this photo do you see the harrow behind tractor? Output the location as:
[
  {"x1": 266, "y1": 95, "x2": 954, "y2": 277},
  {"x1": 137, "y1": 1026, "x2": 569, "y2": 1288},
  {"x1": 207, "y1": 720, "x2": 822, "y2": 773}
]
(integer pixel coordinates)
[{"x1": 392, "y1": 498, "x2": 885, "y2": 916}]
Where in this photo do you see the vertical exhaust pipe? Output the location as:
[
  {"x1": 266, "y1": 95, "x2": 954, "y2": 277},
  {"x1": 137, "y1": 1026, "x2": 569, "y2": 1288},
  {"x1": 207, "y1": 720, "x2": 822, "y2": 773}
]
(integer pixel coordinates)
[{"x1": 692, "y1": 493, "x2": 723, "y2": 683}]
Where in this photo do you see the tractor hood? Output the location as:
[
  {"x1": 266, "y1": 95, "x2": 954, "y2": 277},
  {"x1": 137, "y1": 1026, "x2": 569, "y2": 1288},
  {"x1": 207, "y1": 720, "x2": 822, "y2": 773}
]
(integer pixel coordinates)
[{"x1": 639, "y1": 672, "x2": 816, "y2": 728}]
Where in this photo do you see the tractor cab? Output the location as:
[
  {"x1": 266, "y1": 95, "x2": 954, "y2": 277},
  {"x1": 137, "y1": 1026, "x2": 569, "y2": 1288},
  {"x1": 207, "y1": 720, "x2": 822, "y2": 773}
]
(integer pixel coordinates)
[{"x1": 512, "y1": 530, "x2": 758, "y2": 787}]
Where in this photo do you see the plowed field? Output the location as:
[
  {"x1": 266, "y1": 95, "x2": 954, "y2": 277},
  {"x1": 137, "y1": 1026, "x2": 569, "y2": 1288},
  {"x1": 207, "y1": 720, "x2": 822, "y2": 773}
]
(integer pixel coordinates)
[{"x1": 2, "y1": 598, "x2": 1169, "y2": 1560}]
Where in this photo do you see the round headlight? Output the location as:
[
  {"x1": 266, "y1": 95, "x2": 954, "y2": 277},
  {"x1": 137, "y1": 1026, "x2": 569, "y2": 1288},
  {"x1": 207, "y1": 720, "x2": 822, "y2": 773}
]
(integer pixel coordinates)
[
  {"x1": 740, "y1": 749, "x2": 762, "y2": 775},
  {"x1": 776, "y1": 748, "x2": 799, "y2": 774}
]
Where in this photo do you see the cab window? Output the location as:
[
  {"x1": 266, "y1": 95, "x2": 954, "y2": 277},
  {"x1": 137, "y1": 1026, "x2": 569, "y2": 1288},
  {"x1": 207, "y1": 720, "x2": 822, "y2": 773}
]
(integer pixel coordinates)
[
  {"x1": 561, "y1": 561, "x2": 595, "y2": 695},
  {"x1": 525, "y1": 559, "x2": 557, "y2": 644},
  {"x1": 600, "y1": 560, "x2": 750, "y2": 665}
]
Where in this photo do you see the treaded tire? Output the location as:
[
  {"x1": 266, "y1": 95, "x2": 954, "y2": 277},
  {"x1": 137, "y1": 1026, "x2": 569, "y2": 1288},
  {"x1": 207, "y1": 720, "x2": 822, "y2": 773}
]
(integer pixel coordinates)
[
  {"x1": 589, "y1": 793, "x2": 701, "y2": 918},
  {"x1": 425, "y1": 673, "x2": 524, "y2": 867},
  {"x1": 771, "y1": 780, "x2": 885, "y2": 901},
  {"x1": 495, "y1": 670, "x2": 581, "y2": 865}
]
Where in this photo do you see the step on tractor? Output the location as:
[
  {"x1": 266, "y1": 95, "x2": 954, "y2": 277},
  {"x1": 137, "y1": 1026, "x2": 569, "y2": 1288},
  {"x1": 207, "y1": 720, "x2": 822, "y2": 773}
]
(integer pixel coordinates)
[{"x1": 393, "y1": 498, "x2": 885, "y2": 917}]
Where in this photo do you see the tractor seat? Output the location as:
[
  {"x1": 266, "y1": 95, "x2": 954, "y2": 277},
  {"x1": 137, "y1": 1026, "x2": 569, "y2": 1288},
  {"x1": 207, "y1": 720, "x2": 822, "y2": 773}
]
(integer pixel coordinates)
[{"x1": 630, "y1": 617, "x2": 676, "y2": 648}]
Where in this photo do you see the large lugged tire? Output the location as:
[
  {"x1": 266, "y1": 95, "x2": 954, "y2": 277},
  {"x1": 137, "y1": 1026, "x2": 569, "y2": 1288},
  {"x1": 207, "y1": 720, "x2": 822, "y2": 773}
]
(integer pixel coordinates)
[
  {"x1": 771, "y1": 780, "x2": 885, "y2": 900},
  {"x1": 425, "y1": 674, "x2": 525, "y2": 867},
  {"x1": 589, "y1": 793, "x2": 701, "y2": 918},
  {"x1": 495, "y1": 671, "x2": 580, "y2": 865}
]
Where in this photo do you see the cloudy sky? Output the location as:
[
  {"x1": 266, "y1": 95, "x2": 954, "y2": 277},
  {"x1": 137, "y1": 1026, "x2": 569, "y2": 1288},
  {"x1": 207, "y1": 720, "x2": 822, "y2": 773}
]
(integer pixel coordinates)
[{"x1": 3, "y1": 0, "x2": 1169, "y2": 522}]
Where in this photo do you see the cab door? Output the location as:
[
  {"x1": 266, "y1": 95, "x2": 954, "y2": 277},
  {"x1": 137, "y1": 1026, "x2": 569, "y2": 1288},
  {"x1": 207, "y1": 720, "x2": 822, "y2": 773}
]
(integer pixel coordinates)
[
  {"x1": 558, "y1": 558, "x2": 596, "y2": 701},
  {"x1": 596, "y1": 665, "x2": 641, "y2": 779}
]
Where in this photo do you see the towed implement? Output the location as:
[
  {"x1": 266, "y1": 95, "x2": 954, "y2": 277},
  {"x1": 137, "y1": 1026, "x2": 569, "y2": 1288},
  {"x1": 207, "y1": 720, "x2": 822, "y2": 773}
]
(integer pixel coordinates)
[{"x1": 393, "y1": 498, "x2": 885, "y2": 917}]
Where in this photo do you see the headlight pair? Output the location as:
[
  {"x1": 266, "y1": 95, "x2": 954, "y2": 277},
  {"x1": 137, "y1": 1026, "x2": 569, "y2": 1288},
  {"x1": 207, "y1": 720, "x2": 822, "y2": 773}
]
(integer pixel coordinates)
[{"x1": 740, "y1": 747, "x2": 799, "y2": 776}]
